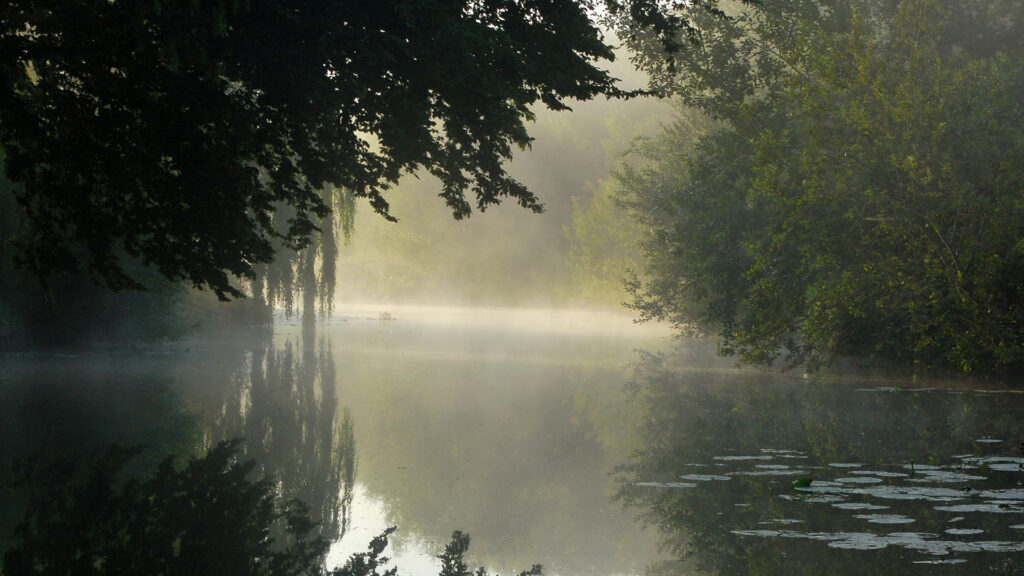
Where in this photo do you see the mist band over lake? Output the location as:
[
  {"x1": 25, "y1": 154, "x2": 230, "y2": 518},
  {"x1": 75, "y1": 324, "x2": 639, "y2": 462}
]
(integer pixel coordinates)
[
  {"x1": 3, "y1": 2, "x2": 1023, "y2": 574},
  {"x1": 4, "y1": 307, "x2": 1023, "y2": 575}
]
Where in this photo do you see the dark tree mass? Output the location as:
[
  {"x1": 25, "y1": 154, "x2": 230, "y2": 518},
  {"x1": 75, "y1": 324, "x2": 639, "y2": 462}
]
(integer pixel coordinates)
[
  {"x1": 621, "y1": 0, "x2": 1024, "y2": 374},
  {"x1": 0, "y1": 0, "x2": 700, "y2": 299}
]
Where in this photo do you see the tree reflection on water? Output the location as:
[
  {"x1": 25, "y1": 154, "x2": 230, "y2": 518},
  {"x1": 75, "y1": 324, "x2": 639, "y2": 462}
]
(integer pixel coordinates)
[
  {"x1": 1, "y1": 323, "x2": 547, "y2": 576},
  {"x1": 2, "y1": 440, "x2": 541, "y2": 576},
  {"x1": 209, "y1": 324, "x2": 356, "y2": 543},
  {"x1": 4, "y1": 441, "x2": 329, "y2": 576},
  {"x1": 615, "y1": 347, "x2": 1024, "y2": 575}
]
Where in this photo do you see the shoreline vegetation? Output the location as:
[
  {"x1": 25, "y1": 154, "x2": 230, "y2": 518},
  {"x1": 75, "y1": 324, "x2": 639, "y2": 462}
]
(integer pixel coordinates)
[
  {"x1": 2, "y1": 0, "x2": 1021, "y2": 380},
  {"x1": 617, "y1": 0, "x2": 1024, "y2": 377}
]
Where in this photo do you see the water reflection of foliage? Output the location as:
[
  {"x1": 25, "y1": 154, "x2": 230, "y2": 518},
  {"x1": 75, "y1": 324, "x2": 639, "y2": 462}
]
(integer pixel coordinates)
[
  {"x1": 342, "y1": 350, "x2": 658, "y2": 575},
  {"x1": 3, "y1": 441, "x2": 539, "y2": 576},
  {"x1": 211, "y1": 326, "x2": 356, "y2": 543},
  {"x1": 0, "y1": 367, "x2": 202, "y2": 550},
  {"x1": 4, "y1": 441, "x2": 325, "y2": 576},
  {"x1": 615, "y1": 347, "x2": 1024, "y2": 575}
]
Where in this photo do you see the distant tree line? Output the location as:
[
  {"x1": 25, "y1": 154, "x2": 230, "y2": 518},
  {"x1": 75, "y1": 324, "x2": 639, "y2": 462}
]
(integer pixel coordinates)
[{"x1": 617, "y1": 0, "x2": 1024, "y2": 375}]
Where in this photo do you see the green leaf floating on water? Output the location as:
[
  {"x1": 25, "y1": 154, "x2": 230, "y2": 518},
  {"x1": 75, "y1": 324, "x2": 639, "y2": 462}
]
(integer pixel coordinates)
[{"x1": 791, "y1": 478, "x2": 813, "y2": 489}]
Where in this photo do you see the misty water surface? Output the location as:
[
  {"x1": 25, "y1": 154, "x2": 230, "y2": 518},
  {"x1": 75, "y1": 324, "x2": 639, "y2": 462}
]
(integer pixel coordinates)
[
  {"x1": 2, "y1": 307, "x2": 1023, "y2": 575},
  {"x1": 0, "y1": 307, "x2": 671, "y2": 575}
]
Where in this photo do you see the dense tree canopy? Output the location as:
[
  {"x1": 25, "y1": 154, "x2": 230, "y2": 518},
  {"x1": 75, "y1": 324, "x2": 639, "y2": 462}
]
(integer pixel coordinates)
[
  {"x1": 0, "y1": 0, "x2": 715, "y2": 299},
  {"x1": 621, "y1": 0, "x2": 1024, "y2": 374}
]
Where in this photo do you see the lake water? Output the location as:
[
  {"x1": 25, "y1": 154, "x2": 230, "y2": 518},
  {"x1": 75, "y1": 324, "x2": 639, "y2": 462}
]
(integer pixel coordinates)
[{"x1": 1, "y1": 306, "x2": 1022, "y2": 575}]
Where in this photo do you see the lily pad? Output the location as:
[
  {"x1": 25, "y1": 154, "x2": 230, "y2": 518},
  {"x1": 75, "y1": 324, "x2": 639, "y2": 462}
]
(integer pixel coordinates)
[
  {"x1": 832, "y1": 502, "x2": 889, "y2": 510},
  {"x1": 729, "y1": 469, "x2": 808, "y2": 477},
  {"x1": 906, "y1": 470, "x2": 987, "y2": 483},
  {"x1": 854, "y1": 514, "x2": 916, "y2": 525},
  {"x1": 634, "y1": 481, "x2": 697, "y2": 489},
  {"x1": 836, "y1": 476, "x2": 884, "y2": 484},
  {"x1": 850, "y1": 470, "x2": 908, "y2": 478},
  {"x1": 945, "y1": 528, "x2": 984, "y2": 535},
  {"x1": 678, "y1": 474, "x2": 731, "y2": 482},
  {"x1": 934, "y1": 503, "x2": 1024, "y2": 514}
]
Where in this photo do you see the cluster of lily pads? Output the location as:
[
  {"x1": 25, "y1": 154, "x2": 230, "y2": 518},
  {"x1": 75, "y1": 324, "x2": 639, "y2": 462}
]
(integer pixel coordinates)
[{"x1": 637, "y1": 443, "x2": 1024, "y2": 561}]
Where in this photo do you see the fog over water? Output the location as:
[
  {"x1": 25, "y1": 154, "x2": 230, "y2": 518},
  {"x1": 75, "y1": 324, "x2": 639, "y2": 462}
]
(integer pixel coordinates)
[
  {"x1": 0, "y1": 60, "x2": 686, "y2": 576},
  {"x1": 4, "y1": 30, "x2": 1023, "y2": 576},
  {"x1": 0, "y1": 306, "x2": 678, "y2": 576},
  {"x1": 6, "y1": 304, "x2": 1023, "y2": 575},
  {"x1": 318, "y1": 306, "x2": 675, "y2": 575}
]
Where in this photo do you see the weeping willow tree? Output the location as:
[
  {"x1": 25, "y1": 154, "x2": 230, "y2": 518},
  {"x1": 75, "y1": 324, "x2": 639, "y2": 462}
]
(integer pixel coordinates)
[{"x1": 251, "y1": 186, "x2": 355, "y2": 322}]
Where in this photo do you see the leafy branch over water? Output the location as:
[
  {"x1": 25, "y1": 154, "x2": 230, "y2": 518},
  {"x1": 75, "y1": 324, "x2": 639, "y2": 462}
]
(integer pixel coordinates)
[{"x1": 2, "y1": 441, "x2": 539, "y2": 576}]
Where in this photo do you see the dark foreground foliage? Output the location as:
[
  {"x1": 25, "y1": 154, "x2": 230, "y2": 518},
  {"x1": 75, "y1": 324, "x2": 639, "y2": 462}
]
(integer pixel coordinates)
[
  {"x1": 2, "y1": 440, "x2": 541, "y2": 576},
  {"x1": 0, "y1": 0, "x2": 735, "y2": 299}
]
